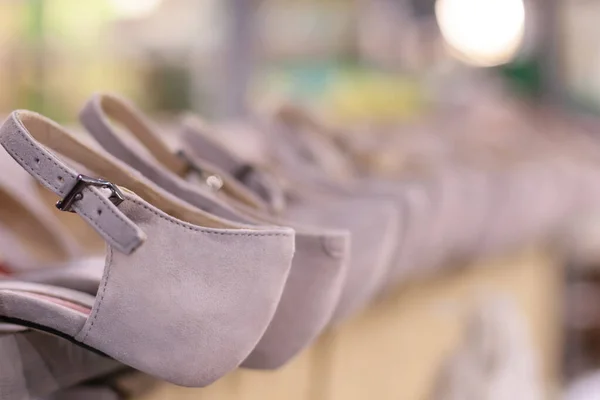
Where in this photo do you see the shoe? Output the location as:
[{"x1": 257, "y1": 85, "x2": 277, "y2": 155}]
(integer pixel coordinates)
[
  {"x1": 79, "y1": 93, "x2": 350, "y2": 369},
  {"x1": 0, "y1": 152, "x2": 125, "y2": 398},
  {"x1": 179, "y1": 113, "x2": 400, "y2": 321},
  {"x1": 261, "y1": 105, "x2": 492, "y2": 288},
  {"x1": 79, "y1": 94, "x2": 269, "y2": 213},
  {"x1": 264, "y1": 102, "x2": 357, "y2": 185},
  {"x1": 0, "y1": 110, "x2": 295, "y2": 386}
]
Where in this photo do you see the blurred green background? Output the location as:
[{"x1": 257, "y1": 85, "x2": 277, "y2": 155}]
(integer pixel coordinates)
[{"x1": 0, "y1": 0, "x2": 596, "y2": 123}]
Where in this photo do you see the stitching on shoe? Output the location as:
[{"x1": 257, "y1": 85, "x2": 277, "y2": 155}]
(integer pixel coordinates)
[
  {"x1": 80, "y1": 247, "x2": 113, "y2": 342},
  {"x1": 129, "y1": 198, "x2": 291, "y2": 237}
]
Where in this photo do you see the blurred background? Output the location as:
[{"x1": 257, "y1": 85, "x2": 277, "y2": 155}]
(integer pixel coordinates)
[
  {"x1": 5, "y1": 1, "x2": 600, "y2": 399},
  {"x1": 0, "y1": 0, "x2": 576, "y2": 122}
]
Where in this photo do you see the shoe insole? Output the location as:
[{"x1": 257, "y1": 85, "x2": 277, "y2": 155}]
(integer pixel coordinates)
[
  {"x1": 24, "y1": 291, "x2": 91, "y2": 315},
  {"x1": 0, "y1": 281, "x2": 94, "y2": 341}
]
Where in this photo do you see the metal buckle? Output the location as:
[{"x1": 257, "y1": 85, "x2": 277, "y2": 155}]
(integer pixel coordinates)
[
  {"x1": 56, "y1": 174, "x2": 125, "y2": 212},
  {"x1": 176, "y1": 150, "x2": 224, "y2": 191}
]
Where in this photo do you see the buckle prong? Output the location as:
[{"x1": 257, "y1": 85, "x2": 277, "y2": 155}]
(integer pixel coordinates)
[{"x1": 56, "y1": 174, "x2": 125, "y2": 212}]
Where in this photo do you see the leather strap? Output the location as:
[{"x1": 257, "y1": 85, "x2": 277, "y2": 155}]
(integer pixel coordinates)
[
  {"x1": 80, "y1": 93, "x2": 222, "y2": 208},
  {"x1": 179, "y1": 115, "x2": 286, "y2": 212},
  {"x1": 0, "y1": 111, "x2": 146, "y2": 254},
  {"x1": 80, "y1": 93, "x2": 269, "y2": 212},
  {"x1": 270, "y1": 104, "x2": 355, "y2": 182},
  {"x1": 80, "y1": 93, "x2": 188, "y2": 176}
]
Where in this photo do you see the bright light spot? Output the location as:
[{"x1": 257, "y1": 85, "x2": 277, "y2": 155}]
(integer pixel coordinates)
[
  {"x1": 435, "y1": 0, "x2": 526, "y2": 67},
  {"x1": 109, "y1": 0, "x2": 162, "y2": 19}
]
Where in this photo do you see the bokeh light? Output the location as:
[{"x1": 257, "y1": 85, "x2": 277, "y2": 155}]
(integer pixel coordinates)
[
  {"x1": 435, "y1": 0, "x2": 526, "y2": 67},
  {"x1": 109, "y1": 0, "x2": 162, "y2": 19}
]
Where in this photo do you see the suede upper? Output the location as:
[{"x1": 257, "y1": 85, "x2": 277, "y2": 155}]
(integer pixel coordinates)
[{"x1": 0, "y1": 110, "x2": 296, "y2": 386}]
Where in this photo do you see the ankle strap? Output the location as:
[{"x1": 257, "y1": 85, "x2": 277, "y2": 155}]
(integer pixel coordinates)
[
  {"x1": 80, "y1": 93, "x2": 270, "y2": 211},
  {"x1": 80, "y1": 93, "x2": 189, "y2": 176},
  {"x1": 179, "y1": 116, "x2": 286, "y2": 212},
  {"x1": 0, "y1": 111, "x2": 146, "y2": 254}
]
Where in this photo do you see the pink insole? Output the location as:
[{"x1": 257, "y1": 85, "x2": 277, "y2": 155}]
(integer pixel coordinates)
[{"x1": 17, "y1": 291, "x2": 92, "y2": 315}]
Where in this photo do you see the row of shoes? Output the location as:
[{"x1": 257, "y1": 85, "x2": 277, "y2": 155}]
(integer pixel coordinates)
[{"x1": 1, "y1": 92, "x2": 600, "y2": 399}]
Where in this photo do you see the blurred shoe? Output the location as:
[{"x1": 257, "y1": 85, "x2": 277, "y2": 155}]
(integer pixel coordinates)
[
  {"x1": 79, "y1": 93, "x2": 350, "y2": 368},
  {"x1": 179, "y1": 113, "x2": 400, "y2": 321}
]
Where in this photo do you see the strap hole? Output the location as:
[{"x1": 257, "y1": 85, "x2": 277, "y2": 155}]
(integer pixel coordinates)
[
  {"x1": 57, "y1": 176, "x2": 63, "y2": 182},
  {"x1": 34, "y1": 157, "x2": 40, "y2": 164},
  {"x1": 97, "y1": 208, "x2": 103, "y2": 216}
]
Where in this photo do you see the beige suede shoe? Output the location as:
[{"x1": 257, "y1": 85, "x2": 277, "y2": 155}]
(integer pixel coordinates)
[
  {"x1": 78, "y1": 93, "x2": 350, "y2": 369},
  {"x1": 0, "y1": 110, "x2": 295, "y2": 386}
]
